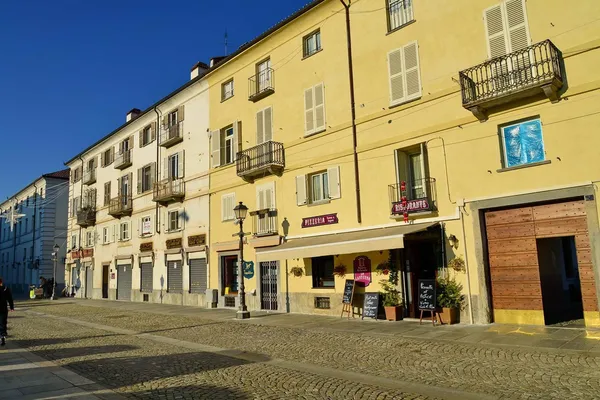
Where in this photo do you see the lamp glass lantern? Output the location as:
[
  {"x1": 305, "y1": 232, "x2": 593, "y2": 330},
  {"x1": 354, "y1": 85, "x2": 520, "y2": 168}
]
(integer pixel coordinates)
[{"x1": 234, "y1": 202, "x2": 248, "y2": 221}]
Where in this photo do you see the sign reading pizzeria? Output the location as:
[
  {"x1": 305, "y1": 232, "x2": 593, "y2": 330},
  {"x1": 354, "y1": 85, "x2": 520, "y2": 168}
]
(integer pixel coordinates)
[
  {"x1": 301, "y1": 213, "x2": 339, "y2": 228},
  {"x1": 391, "y1": 199, "x2": 431, "y2": 215}
]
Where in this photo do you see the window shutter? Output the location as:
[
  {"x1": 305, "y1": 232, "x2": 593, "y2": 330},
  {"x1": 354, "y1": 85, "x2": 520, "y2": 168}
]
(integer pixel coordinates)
[
  {"x1": 388, "y1": 48, "x2": 404, "y2": 105},
  {"x1": 314, "y1": 84, "x2": 325, "y2": 132},
  {"x1": 128, "y1": 172, "x2": 133, "y2": 195},
  {"x1": 505, "y1": 0, "x2": 530, "y2": 52},
  {"x1": 137, "y1": 168, "x2": 142, "y2": 194},
  {"x1": 162, "y1": 115, "x2": 169, "y2": 127},
  {"x1": 484, "y1": 4, "x2": 508, "y2": 59},
  {"x1": 327, "y1": 166, "x2": 341, "y2": 200},
  {"x1": 233, "y1": 121, "x2": 240, "y2": 161},
  {"x1": 419, "y1": 143, "x2": 429, "y2": 199},
  {"x1": 257, "y1": 187, "x2": 266, "y2": 210},
  {"x1": 178, "y1": 151, "x2": 185, "y2": 179},
  {"x1": 151, "y1": 162, "x2": 156, "y2": 185},
  {"x1": 117, "y1": 177, "x2": 122, "y2": 197},
  {"x1": 110, "y1": 146, "x2": 115, "y2": 163},
  {"x1": 211, "y1": 130, "x2": 221, "y2": 168},
  {"x1": 101, "y1": 153, "x2": 106, "y2": 167},
  {"x1": 139, "y1": 130, "x2": 144, "y2": 148},
  {"x1": 295, "y1": 175, "x2": 307, "y2": 206},
  {"x1": 163, "y1": 157, "x2": 168, "y2": 181},
  {"x1": 264, "y1": 107, "x2": 273, "y2": 142},
  {"x1": 304, "y1": 87, "x2": 314, "y2": 135},
  {"x1": 129, "y1": 136, "x2": 134, "y2": 149},
  {"x1": 178, "y1": 105, "x2": 185, "y2": 122},
  {"x1": 221, "y1": 194, "x2": 234, "y2": 221},
  {"x1": 266, "y1": 182, "x2": 275, "y2": 209},
  {"x1": 395, "y1": 150, "x2": 410, "y2": 185},
  {"x1": 151, "y1": 123, "x2": 156, "y2": 142},
  {"x1": 256, "y1": 109, "x2": 264, "y2": 144},
  {"x1": 403, "y1": 42, "x2": 421, "y2": 101}
]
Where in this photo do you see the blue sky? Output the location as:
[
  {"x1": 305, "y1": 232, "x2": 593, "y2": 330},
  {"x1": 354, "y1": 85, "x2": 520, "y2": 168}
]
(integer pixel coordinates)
[{"x1": 0, "y1": 0, "x2": 310, "y2": 200}]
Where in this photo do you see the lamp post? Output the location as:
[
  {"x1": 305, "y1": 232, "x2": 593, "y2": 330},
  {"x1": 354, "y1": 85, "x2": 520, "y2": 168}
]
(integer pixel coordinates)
[
  {"x1": 51, "y1": 244, "x2": 59, "y2": 300},
  {"x1": 234, "y1": 201, "x2": 250, "y2": 319}
]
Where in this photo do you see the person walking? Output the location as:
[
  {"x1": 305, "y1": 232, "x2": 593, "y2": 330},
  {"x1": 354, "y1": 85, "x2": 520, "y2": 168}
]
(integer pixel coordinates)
[{"x1": 0, "y1": 277, "x2": 15, "y2": 346}]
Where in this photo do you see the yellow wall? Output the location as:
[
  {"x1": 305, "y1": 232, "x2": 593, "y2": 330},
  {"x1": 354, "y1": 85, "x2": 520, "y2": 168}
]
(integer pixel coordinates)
[{"x1": 206, "y1": 0, "x2": 600, "y2": 321}]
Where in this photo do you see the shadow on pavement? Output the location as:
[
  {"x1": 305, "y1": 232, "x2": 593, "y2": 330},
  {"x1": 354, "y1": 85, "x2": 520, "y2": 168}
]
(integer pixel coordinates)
[
  {"x1": 29, "y1": 344, "x2": 140, "y2": 361},
  {"x1": 139, "y1": 321, "x2": 224, "y2": 335},
  {"x1": 130, "y1": 384, "x2": 251, "y2": 399},
  {"x1": 13, "y1": 334, "x2": 122, "y2": 348}
]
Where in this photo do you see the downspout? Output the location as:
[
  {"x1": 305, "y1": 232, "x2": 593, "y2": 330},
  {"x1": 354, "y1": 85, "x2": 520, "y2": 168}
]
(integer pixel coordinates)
[
  {"x1": 154, "y1": 106, "x2": 162, "y2": 234},
  {"x1": 340, "y1": 0, "x2": 362, "y2": 224},
  {"x1": 460, "y1": 208, "x2": 475, "y2": 324},
  {"x1": 78, "y1": 156, "x2": 85, "y2": 251},
  {"x1": 11, "y1": 197, "x2": 17, "y2": 285},
  {"x1": 32, "y1": 183, "x2": 38, "y2": 284}
]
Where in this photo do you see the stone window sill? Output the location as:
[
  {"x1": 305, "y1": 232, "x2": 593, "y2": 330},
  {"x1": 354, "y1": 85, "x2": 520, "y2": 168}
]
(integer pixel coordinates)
[{"x1": 496, "y1": 160, "x2": 551, "y2": 173}]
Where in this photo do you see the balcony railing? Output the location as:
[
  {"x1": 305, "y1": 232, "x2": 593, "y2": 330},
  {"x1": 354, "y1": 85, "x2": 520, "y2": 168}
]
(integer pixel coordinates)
[
  {"x1": 388, "y1": 178, "x2": 437, "y2": 216},
  {"x1": 250, "y1": 208, "x2": 278, "y2": 236},
  {"x1": 108, "y1": 195, "x2": 133, "y2": 218},
  {"x1": 114, "y1": 149, "x2": 132, "y2": 169},
  {"x1": 459, "y1": 40, "x2": 563, "y2": 121},
  {"x1": 82, "y1": 168, "x2": 96, "y2": 185},
  {"x1": 153, "y1": 179, "x2": 185, "y2": 203},
  {"x1": 248, "y1": 68, "x2": 275, "y2": 102},
  {"x1": 159, "y1": 122, "x2": 183, "y2": 148},
  {"x1": 236, "y1": 141, "x2": 285, "y2": 182},
  {"x1": 76, "y1": 207, "x2": 96, "y2": 227}
]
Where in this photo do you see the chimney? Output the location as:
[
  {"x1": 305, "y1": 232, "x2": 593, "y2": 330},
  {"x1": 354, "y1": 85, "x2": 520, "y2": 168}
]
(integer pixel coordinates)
[
  {"x1": 126, "y1": 108, "x2": 142, "y2": 122},
  {"x1": 190, "y1": 61, "x2": 209, "y2": 80},
  {"x1": 210, "y1": 56, "x2": 227, "y2": 68}
]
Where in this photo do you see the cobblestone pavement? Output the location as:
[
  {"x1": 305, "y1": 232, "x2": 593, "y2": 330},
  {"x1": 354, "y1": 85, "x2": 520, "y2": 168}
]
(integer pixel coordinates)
[{"x1": 8, "y1": 301, "x2": 600, "y2": 400}]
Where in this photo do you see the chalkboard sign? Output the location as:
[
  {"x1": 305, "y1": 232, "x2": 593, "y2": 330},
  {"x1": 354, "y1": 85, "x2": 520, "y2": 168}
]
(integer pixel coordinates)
[
  {"x1": 342, "y1": 280, "x2": 355, "y2": 304},
  {"x1": 362, "y1": 292, "x2": 380, "y2": 320},
  {"x1": 418, "y1": 279, "x2": 436, "y2": 310}
]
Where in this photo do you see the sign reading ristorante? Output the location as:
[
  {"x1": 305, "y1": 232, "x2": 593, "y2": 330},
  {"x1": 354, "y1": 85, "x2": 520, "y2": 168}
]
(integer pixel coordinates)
[
  {"x1": 301, "y1": 213, "x2": 338, "y2": 228},
  {"x1": 391, "y1": 199, "x2": 431, "y2": 214}
]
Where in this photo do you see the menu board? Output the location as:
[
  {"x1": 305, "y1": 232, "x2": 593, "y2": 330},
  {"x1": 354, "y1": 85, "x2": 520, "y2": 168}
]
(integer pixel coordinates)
[
  {"x1": 342, "y1": 280, "x2": 355, "y2": 305},
  {"x1": 418, "y1": 279, "x2": 436, "y2": 311},
  {"x1": 362, "y1": 292, "x2": 380, "y2": 320}
]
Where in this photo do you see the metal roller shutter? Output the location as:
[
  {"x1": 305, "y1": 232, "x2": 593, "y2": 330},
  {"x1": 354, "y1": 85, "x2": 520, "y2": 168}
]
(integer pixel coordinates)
[
  {"x1": 189, "y1": 258, "x2": 207, "y2": 294},
  {"x1": 140, "y1": 263, "x2": 153, "y2": 293},
  {"x1": 117, "y1": 264, "x2": 133, "y2": 301},
  {"x1": 167, "y1": 260, "x2": 183, "y2": 293},
  {"x1": 85, "y1": 266, "x2": 93, "y2": 299}
]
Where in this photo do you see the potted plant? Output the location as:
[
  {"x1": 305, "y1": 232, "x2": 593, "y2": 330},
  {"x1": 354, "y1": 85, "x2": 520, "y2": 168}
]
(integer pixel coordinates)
[
  {"x1": 447, "y1": 256, "x2": 465, "y2": 272},
  {"x1": 436, "y1": 276, "x2": 465, "y2": 325},
  {"x1": 333, "y1": 264, "x2": 347, "y2": 277},
  {"x1": 289, "y1": 266, "x2": 304, "y2": 277},
  {"x1": 380, "y1": 280, "x2": 403, "y2": 321}
]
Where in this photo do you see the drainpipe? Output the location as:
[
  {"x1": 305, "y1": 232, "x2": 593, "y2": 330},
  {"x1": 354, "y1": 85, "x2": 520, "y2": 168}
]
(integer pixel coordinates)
[
  {"x1": 78, "y1": 156, "x2": 85, "y2": 251},
  {"x1": 32, "y1": 183, "x2": 38, "y2": 285},
  {"x1": 154, "y1": 106, "x2": 162, "y2": 234},
  {"x1": 460, "y1": 208, "x2": 475, "y2": 324},
  {"x1": 11, "y1": 197, "x2": 17, "y2": 287},
  {"x1": 340, "y1": 0, "x2": 362, "y2": 224}
]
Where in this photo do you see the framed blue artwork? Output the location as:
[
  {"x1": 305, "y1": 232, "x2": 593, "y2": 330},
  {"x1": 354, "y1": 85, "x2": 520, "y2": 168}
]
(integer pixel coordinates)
[{"x1": 500, "y1": 118, "x2": 545, "y2": 168}]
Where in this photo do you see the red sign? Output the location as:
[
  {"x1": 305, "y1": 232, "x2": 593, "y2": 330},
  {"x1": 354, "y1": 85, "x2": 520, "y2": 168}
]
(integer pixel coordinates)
[
  {"x1": 353, "y1": 256, "x2": 372, "y2": 286},
  {"x1": 70, "y1": 250, "x2": 81, "y2": 260},
  {"x1": 392, "y1": 199, "x2": 430, "y2": 215},
  {"x1": 301, "y1": 213, "x2": 339, "y2": 228},
  {"x1": 82, "y1": 248, "x2": 94, "y2": 258}
]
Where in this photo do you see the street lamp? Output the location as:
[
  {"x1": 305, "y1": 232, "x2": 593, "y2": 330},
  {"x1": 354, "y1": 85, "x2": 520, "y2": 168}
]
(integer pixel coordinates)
[
  {"x1": 234, "y1": 201, "x2": 250, "y2": 319},
  {"x1": 51, "y1": 244, "x2": 59, "y2": 300}
]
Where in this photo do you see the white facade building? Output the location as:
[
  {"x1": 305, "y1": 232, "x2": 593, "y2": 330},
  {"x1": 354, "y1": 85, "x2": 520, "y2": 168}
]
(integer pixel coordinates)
[
  {"x1": 65, "y1": 64, "x2": 211, "y2": 306},
  {"x1": 0, "y1": 170, "x2": 69, "y2": 294}
]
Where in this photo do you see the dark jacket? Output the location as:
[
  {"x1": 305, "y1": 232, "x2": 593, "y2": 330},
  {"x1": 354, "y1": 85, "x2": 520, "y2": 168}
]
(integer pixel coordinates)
[{"x1": 0, "y1": 286, "x2": 14, "y2": 314}]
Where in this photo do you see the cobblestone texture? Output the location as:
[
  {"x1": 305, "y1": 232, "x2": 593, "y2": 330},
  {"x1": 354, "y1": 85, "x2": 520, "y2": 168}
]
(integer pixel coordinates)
[
  {"x1": 11, "y1": 302, "x2": 600, "y2": 399},
  {"x1": 8, "y1": 309, "x2": 430, "y2": 400}
]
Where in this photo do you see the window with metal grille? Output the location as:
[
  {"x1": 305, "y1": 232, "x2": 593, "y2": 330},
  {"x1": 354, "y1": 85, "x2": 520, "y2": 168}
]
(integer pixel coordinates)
[{"x1": 314, "y1": 297, "x2": 331, "y2": 309}]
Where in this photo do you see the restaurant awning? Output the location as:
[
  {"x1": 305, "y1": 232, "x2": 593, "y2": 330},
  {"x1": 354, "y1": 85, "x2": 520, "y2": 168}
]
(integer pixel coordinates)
[{"x1": 255, "y1": 222, "x2": 438, "y2": 261}]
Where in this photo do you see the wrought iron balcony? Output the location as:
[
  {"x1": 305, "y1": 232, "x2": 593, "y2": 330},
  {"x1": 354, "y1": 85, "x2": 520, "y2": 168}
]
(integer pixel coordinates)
[
  {"x1": 459, "y1": 40, "x2": 563, "y2": 121},
  {"x1": 153, "y1": 179, "x2": 185, "y2": 204},
  {"x1": 114, "y1": 149, "x2": 132, "y2": 170},
  {"x1": 248, "y1": 68, "x2": 275, "y2": 102},
  {"x1": 76, "y1": 207, "x2": 96, "y2": 227},
  {"x1": 250, "y1": 208, "x2": 278, "y2": 236},
  {"x1": 388, "y1": 178, "x2": 437, "y2": 217},
  {"x1": 159, "y1": 122, "x2": 183, "y2": 148},
  {"x1": 236, "y1": 141, "x2": 285, "y2": 182},
  {"x1": 108, "y1": 195, "x2": 133, "y2": 218},
  {"x1": 82, "y1": 168, "x2": 96, "y2": 185}
]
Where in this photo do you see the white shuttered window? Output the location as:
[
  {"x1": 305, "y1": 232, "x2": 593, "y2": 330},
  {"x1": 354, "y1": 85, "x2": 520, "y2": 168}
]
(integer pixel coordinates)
[
  {"x1": 484, "y1": 0, "x2": 530, "y2": 59},
  {"x1": 304, "y1": 83, "x2": 325, "y2": 136},
  {"x1": 221, "y1": 193, "x2": 236, "y2": 221},
  {"x1": 256, "y1": 107, "x2": 273, "y2": 144},
  {"x1": 388, "y1": 41, "x2": 421, "y2": 106}
]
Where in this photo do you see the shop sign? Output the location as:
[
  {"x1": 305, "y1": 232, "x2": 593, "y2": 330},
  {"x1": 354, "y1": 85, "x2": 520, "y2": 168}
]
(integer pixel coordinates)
[
  {"x1": 141, "y1": 219, "x2": 152, "y2": 236},
  {"x1": 353, "y1": 256, "x2": 372, "y2": 286},
  {"x1": 301, "y1": 213, "x2": 338, "y2": 228},
  {"x1": 82, "y1": 248, "x2": 94, "y2": 258},
  {"x1": 70, "y1": 250, "x2": 81, "y2": 260},
  {"x1": 391, "y1": 199, "x2": 430, "y2": 214},
  {"x1": 188, "y1": 234, "x2": 206, "y2": 247},
  {"x1": 166, "y1": 238, "x2": 182, "y2": 249},
  {"x1": 140, "y1": 242, "x2": 153, "y2": 252},
  {"x1": 243, "y1": 261, "x2": 254, "y2": 279}
]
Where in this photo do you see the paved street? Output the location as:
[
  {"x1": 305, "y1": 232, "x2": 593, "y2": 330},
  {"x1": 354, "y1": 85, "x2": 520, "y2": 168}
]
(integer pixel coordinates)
[{"x1": 3, "y1": 300, "x2": 600, "y2": 399}]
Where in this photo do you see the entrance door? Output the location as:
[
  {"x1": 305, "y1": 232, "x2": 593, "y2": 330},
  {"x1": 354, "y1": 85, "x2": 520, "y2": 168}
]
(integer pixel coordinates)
[
  {"x1": 260, "y1": 261, "x2": 278, "y2": 311},
  {"x1": 402, "y1": 240, "x2": 439, "y2": 318},
  {"x1": 102, "y1": 265, "x2": 109, "y2": 299},
  {"x1": 257, "y1": 59, "x2": 272, "y2": 92},
  {"x1": 536, "y1": 237, "x2": 584, "y2": 326},
  {"x1": 85, "y1": 265, "x2": 93, "y2": 299},
  {"x1": 117, "y1": 264, "x2": 132, "y2": 301}
]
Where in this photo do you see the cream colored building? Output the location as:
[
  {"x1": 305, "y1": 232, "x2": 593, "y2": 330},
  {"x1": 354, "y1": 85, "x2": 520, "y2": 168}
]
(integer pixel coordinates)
[{"x1": 65, "y1": 64, "x2": 211, "y2": 306}]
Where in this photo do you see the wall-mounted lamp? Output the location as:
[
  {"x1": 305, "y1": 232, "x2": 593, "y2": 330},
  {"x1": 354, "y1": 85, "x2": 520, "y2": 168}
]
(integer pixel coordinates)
[{"x1": 448, "y1": 234, "x2": 458, "y2": 249}]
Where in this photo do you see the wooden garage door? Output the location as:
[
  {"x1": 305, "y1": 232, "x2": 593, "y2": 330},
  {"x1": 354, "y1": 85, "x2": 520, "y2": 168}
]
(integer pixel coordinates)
[{"x1": 485, "y1": 200, "x2": 598, "y2": 313}]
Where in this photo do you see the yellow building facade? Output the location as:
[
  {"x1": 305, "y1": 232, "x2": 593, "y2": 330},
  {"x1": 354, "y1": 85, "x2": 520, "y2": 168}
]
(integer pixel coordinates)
[{"x1": 206, "y1": 0, "x2": 600, "y2": 326}]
